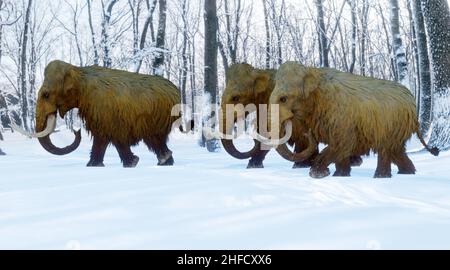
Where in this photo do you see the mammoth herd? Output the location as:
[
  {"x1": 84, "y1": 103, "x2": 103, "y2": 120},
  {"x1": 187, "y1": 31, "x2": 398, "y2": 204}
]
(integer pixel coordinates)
[{"x1": 5, "y1": 60, "x2": 440, "y2": 179}]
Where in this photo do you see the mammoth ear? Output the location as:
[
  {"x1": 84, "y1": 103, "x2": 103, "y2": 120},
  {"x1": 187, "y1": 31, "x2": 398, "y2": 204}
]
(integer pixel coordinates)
[
  {"x1": 300, "y1": 68, "x2": 320, "y2": 99},
  {"x1": 252, "y1": 71, "x2": 270, "y2": 95},
  {"x1": 63, "y1": 68, "x2": 80, "y2": 96}
]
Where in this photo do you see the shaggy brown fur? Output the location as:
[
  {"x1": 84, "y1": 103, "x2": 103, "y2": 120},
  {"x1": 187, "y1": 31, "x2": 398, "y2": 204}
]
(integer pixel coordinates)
[
  {"x1": 220, "y1": 63, "x2": 318, "y2": 168},
  {"x1": 270, "y1": 61, "x2": 438, "y2": 178},
  {"x1": 35, "y1": 60, "x2": 180, "y2": 167}
]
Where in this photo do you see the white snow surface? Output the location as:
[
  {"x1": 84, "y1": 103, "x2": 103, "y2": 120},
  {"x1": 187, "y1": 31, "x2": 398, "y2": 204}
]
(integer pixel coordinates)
[{"x1": 0, "y1": 129, "x2": 450, "y2": 250}]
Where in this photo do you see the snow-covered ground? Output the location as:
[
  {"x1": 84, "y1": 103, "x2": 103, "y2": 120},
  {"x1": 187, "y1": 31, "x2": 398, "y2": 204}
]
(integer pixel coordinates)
[{"x1": 0, "y1": 128, "x2": 449, "y2": 250}]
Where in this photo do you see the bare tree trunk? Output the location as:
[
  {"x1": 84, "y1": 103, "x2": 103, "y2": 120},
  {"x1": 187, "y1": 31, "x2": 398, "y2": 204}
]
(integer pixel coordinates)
[
  {"x1": 377, "y1": 2, "x2": 396, "y2": 79},
  {"x1": 268, "y1": 0, "x2": 284, "y2": 66},
  {"x1": 87, "y1": 0, "x2": 99, "y2": 65},
  {"x1": 225, "y1": 0, "x2": 240, "y2": 64},
  {"x1": 190, "y1": 39, "x2": 196, "y2": 120},
  {"x1": 359, "y1": 0, "x2": 369, "y2": 76},
  {"x1": 389, "y1": 0, "x2": 409, "y2": 87},
  {"x1": 0, "y1": 26, "x2": 3, "y2": 65},
  {"x1": 0, "y1": 0, "x2": 3, "y2": 64},
  {"x1": 262, "y1": 0, "x2": 271, "y2": 69},
  {"x1": 152, "y1": 0, "x2": 167, "y2": 76},
  {"x1": 421, "y1": 0, "x2": 450, "y2": 150},
  {"x1": 241, "y1": 4, "x2": 252, "y2": 63},
  {"x1": 128, "y1": 0, "x2": 141, "y2": 64},
  {"x1": 218, "y1": 38, "x2": 229, "y2": 74},
  {"x1": 20, "y1": 0, "x2": 32, "y2": 131},
  {"x1": 101, "y1": 0, "x2": 118, "y2": 68},
  {"x1": 407, "y1": 0, "x2": 419, "y2": 94},
  {"x1": 74, "y1": 7, "x2": 83, "y2": 67},
  {"x1": 0, "y1": 91, "x2": 7, "y2": 130},
  {"x1": 315, "y1": 0, "x2": 328, "y2": 67},
  {"x1": 62, "y1": 1, "x2": 84, "y2": 66},
  {"x1": 217, "y1": 0, "x2": 241, "y2": 74},
  {"x1": 28, "y1": 15, "x2": 37, "y2": 129},
  {"x1": 203, "y1": 0, "x2": 219, "y2": 152},
  {"x1": 224, "y1": 0, "x2": 232, "y2": 64},
  {"x1": 232, "y1": 0, "x2": 241, "y2": 64},
  {"x1": 412, "y1": 0, "x2": 432, "y2": 135},
  {"x1": 135, "y1": 0, "x2": 156, "y2": 73},
  {"x1": 347, "y1": 0, "x2": 357, "y2": 73},
  {"x1": 180, "y1": 0, "x2": 188, "y2": 104}
]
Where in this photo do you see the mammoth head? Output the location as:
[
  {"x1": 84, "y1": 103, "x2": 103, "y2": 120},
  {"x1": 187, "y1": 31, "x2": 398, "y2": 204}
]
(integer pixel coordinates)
[
  {"x1": 221, "y1": 63, "x2": 272, "y2": 109},
  {"x1": 34, "y1": 60, "x2": 82, "y2": 155},
  {"x1": 36, "y1": 61, "x2": 81, "y2": 123},
  {"x1": 268, "y1": 62, "x2": 321, "y2": 163},
  {"x1": 269, "y1": 62, "x2": 320, "y2": 128},
  {"x1": 219, "y1": 63, "x2": 273, "y2": 160}
]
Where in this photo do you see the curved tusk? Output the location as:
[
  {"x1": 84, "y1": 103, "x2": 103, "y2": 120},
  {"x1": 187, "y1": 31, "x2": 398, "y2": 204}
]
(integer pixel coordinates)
[
  {"x1": 10, "y1": 114, "x2": 57, "y2": 138},
  {"x1": 251, "y1": 120, "x2": 293, "y2": 147},
  {"x1": 10, "y1": 122, "x2": 33, "y2": 138},
  {"x1": 32, "y1": 114, "x2": 57, "y2": 138}
]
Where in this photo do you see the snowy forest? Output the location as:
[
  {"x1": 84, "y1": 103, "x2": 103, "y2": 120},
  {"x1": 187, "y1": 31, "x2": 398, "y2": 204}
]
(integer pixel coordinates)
[
  {"x1": 1, "y1": 0, "x2": 450, "y2": 250},
  {"x1": 0, "y1": 0, "x2": 449, "y2": 151}
]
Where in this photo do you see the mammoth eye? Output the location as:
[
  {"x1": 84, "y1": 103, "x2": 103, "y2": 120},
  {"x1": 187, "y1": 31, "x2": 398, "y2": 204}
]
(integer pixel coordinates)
[
  {"x1": 279, "y1": 96, "x2": 288, "y2": 103},
  {"x1": 232, "y1": 96, "x2": 240, "y2": 102},
  {"x1": 42, "y1": 92, "x2": 50, "y2": 99}
]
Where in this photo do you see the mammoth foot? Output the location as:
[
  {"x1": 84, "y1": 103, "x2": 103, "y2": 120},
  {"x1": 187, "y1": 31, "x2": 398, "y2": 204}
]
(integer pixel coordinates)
[
  {"x1": 350, "y1": 156, "x2": 363, "y2": 167},
  {"x1": 86, "y1": 160, "x2": 105, "y2": 167},
  {"x1": 398, "y1": 169, "x2": 415, "y2": 175},
  {"x1": 0, "y1": 149, "x2": 5, "y2": 156},
  {"x1": 333, "y1": 170, "x2": 351, "y2": 177},
  {"x1": 373, "y1": 171, "x2": 392, "y2": 178},
  {"x1": 292, "y1": 160, "x2": 313, "y2": 169},
  {"x1": 123, "y1": 155, "x2": 140, "y2": 168},
  {"x1": 247, "y1": 159, "x2": 264, "y2": 169},
  {"x1": 158, "y1": 156, "x2": 174, "y2": 166},
  {"x1": 309, "y1": 167, "x2": 330, "y2": 179}
]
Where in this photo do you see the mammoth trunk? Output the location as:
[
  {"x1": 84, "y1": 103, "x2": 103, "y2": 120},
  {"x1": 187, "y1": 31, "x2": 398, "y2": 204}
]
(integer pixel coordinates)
[
  {"x1": 275, "y1": 130, "x2": 318, "y2": 162},
  {"x1": 36, "y1": 113, "x2": 82, "y2": 155},
  {"x1": 220, "y1": 113, "x2": 260, "y2": 160},
  {"x1": 221, "y1": 139, "x2": 261, "y2": 160}
]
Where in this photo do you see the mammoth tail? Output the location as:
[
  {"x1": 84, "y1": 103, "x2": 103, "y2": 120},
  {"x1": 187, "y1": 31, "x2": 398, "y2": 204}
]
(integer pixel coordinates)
[{"x1": 416, "y1": 129, "x2": 439, "y2": 156}]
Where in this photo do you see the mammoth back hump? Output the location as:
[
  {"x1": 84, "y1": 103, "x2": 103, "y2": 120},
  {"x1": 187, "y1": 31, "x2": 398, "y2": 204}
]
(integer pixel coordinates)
[{"x1": 80, "y1": 71, "x2": 180, "y2": 131}]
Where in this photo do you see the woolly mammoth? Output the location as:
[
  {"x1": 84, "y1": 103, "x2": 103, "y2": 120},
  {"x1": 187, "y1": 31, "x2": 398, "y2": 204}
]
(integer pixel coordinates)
[
  {"x1": 220, "y1": 63, "x2": 318, "y2": 169},
  {"x1": 220, "y1": 63, "x2": 362, "y2": 169},
  {"x1": 13, "y1": 60, "x2": 181, "y2": 167},
  {"x1": 268, "y1": 62, "x2": 439, "y2": 178}
]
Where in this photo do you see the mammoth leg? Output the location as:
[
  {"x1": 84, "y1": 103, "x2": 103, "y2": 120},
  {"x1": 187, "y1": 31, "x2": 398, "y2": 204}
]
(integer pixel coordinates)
[
  {"x1": 333, "y1": 157, "x2": 351, "y2": 177},
  {"x1": 87, "y1": 136, "x2": 108, "y2": 167},
  {"x1": 114, "y1": 143, "x2": 139, "y2": 168},
  {"x1": 392, "y1": 150, "x2": 416, "y2": 175},
  {"x1": 374, "y1": 152, "x2": 392, "y2": 178},
  {"x1": 349, "y1": 155, "x2": 363, "y2": 167},
  {"x1": 144, "y1": 136, "x2": 174, "y2": 166},
  {"x1": 293, "y1": 140, "x2": 318, "y2": 169},
  {"x1": 309, "y1": 146, "x2": 336, "y2": 179},
  {"x1": 0, "y1": 148, "x2": 5, "y2": 156},
  {"x1": 247, "y1": 149, "x2": 269, "y2": 169}
]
